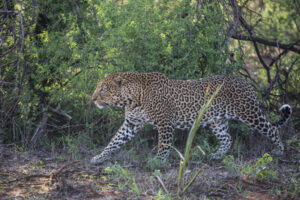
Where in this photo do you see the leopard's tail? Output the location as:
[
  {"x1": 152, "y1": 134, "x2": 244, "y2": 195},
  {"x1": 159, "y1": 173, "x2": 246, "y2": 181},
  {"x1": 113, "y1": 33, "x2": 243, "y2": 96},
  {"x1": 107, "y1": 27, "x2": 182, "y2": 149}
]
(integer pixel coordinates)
[{"x1": 275, "y1": 104, "x2": 292, "y2": 128}]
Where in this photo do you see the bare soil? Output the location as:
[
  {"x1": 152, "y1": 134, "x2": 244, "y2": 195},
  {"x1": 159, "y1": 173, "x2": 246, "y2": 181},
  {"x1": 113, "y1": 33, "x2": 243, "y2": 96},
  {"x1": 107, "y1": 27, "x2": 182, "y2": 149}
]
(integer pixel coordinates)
[{"x1": 0, "y1": 144, "x2": 299, "y2": 200}]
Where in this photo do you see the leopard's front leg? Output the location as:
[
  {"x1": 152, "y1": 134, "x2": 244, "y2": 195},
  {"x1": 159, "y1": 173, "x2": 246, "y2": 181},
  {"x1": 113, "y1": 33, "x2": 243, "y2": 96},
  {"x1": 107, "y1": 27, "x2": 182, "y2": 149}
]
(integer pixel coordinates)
[
  {"x1": 156, "y1": 123, "x2": 174, "y2": 161},
  {"x1": 91, "y1": 118, "x2": 143, "y2": 164}
]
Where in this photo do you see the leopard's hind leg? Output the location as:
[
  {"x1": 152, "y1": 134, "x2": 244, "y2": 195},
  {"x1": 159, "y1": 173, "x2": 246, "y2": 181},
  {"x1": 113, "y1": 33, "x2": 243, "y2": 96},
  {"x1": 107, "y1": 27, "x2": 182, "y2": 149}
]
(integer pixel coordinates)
[{"x1": 235, "y1": 104, "x2": 292, "y2": 156}]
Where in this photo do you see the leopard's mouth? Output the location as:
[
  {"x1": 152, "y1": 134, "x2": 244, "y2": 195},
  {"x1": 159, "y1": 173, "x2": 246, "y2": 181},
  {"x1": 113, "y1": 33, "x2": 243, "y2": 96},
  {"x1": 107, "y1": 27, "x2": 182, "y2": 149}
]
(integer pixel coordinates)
[{"x1": 95, "y1": 102, "x2": 108, "y2": 109}]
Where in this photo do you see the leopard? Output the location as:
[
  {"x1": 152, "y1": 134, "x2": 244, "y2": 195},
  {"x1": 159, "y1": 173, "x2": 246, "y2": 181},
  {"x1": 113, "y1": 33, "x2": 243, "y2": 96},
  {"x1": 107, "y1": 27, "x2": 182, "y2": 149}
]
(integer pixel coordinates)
[{"x1": 90, "y1": 72, "x2": 292, "y2": 164}]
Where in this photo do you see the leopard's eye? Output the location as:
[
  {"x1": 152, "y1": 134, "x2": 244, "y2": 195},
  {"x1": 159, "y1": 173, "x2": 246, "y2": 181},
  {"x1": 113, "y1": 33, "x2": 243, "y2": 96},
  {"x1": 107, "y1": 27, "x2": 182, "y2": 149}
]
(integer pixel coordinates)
[{"x1": 99, "y1": 84, "x2": 107, "y2": 94}]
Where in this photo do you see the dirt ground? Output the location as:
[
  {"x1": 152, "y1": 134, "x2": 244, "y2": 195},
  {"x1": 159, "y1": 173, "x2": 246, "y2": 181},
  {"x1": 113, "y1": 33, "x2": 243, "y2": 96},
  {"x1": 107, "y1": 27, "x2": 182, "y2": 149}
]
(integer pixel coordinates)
[{"x1": 0, "y1": 144, "x2": 299, "y2": 200}]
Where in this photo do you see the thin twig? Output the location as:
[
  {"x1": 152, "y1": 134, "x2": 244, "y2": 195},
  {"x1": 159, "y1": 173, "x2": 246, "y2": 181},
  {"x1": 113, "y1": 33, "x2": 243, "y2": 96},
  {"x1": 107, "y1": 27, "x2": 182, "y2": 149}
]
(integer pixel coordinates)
[
  {"x1": 31, "y1": 110, "x2": 48, "y2": 144},
  {"x1": 49, "y1": 106, "x2": 72, "y2": 121},
  {"x1": 6, "y1": 174, "x2": 50, "y2": 184},
  {"x1": 181, "y1": 166, "x2": 204, "y2": 195},
  {"x1": 231, "y1": 34, "x2": 300, "y2": 54},
  {"x1": 279, "y1": 159, "x2": 300, "y2": 164},
  {"x1": 226, "y1": 0, "x2": 240, "y2": 44},
  {"x1": 0, "y1": 59, "x2": 17, "y2": 69},
  {"x1": 155, "y1": 175, "x2": 169, "y2": 194},
  {"x1": 5, "y1": 160, "x2": 80, "y2": 184},
  {"x1": 238, "y1": 13, "x2": 271, "y2": 83},
  {"x1": 49, "y1": 160, "x2": 80, "y2": 183}
]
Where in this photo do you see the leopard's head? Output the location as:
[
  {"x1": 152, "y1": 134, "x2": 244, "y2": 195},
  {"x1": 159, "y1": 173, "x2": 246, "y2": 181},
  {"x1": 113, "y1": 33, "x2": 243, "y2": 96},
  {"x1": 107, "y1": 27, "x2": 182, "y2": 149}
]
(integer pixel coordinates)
[{"x1": 92, "y1": 73, "x2": 126, "y2": 109}]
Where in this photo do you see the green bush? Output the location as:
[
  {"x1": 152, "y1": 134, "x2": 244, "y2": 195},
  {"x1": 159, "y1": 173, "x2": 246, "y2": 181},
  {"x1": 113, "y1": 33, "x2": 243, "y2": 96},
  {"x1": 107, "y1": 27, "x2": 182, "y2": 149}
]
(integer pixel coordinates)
[
  {"x1": 241, "y1": 153, "x2": 278, "y2": 181},
  {"x1": 104, "y1": 163, "x2": 141, "y2": 196},
  {"x1": 2, "y1": 0, "x2": 240, "y2": 148},
  {"x1": 6, "y1": 0, "x2": 234, "y2": 143},
  {"x1": 97, "y1": 0, "x2": 234, "y2": 78},
  {"x1": 222, "y1": 155, "x2": 241, "y2": 177}
]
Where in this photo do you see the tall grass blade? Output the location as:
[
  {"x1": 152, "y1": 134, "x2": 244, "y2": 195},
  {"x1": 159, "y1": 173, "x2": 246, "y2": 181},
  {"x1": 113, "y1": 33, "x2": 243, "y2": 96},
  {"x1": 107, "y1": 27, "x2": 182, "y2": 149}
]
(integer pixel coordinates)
[{"x1": 177, "y1": 84, "x2": 223, "y2": 195}]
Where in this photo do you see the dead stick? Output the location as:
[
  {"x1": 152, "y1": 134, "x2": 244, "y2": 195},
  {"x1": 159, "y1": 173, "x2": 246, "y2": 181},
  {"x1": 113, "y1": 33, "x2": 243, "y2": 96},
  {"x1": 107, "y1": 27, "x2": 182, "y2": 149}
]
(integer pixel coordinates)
[
  {"x1": 7, "y1": 174, "x2": 50, "y2": 184},
  {"x1": 6, "y1": 160, "x2": 80, "y2": 184},
  {"x1": 155, "y1": 175, "x2": 169, "y2": 194},
  {"x1": 49, "y1": 160, "x2": 80, "y2": 183}
]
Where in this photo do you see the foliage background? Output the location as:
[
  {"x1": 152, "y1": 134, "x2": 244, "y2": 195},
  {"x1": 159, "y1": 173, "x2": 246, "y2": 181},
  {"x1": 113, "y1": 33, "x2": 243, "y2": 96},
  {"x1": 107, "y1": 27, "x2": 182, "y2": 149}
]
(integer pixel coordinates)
[{"x1": 1, "y1": 0, "x2": 299, "y2": 156}]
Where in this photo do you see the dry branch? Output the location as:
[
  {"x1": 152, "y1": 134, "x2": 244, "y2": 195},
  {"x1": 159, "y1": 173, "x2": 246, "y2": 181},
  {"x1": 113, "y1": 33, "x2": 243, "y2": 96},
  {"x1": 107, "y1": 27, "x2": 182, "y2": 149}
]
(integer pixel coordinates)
[
  {"x1": 6, "y1": 174, "x2": 50, "y2": 184},
  {"x1": 237, "y1": 13, "x2": 271, "y2": 83},
  {"x1": 49, "y1": 106, "x2": 72, "y2": 121},
  {"x1": 226, "y1": 0, "x2": 240, "y2": 44},
  {"x1": 49, "y1": 160, "x2": 80, "y2": 183},
  {"x1": 31, "y1": 111, "x2": 48, "y2": 144},
  {"x1": 0, "y1": 0, "x2": 37, "y2": 132},
  {"x1": 232, "y1": 34, "x2": 300, "y2": 54},
  {"x1": 228, "y1": 0, "x2": 299, "y2": 108},
  {"x1": 155, "y1": 175, "x2": 169, "y2": 194},
  {"x1": 5, "y1": 160, "x2": 80, "y2": 184}
]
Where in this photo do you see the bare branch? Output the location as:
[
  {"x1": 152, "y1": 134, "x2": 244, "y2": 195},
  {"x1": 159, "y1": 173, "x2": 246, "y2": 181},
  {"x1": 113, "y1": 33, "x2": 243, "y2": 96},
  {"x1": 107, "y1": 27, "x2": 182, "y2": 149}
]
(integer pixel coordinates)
[
  {"x1": 31, "y1": 111, "x2": 48, "y2": 145},
  {"x1": 231, "y1": 35, "x2": 300, "y2": 54},
  {"x1": 269, "y1": 41, "x2": 299, "y2": 67},
  {"x1": 0, "y1": 59, "x2": 17, "y2": 69},
  {"x1": 226, "y1": 0, "x2": 240, "y2": 44},
  {"x1": 15, "y1": 10, "x2": 25, "y2": 91},
  {"x1": 155, "y1": 175, "x2": 169, "y2": 194},
  {"x1": 252, "y1": 38, "x2": 271, "y2": 83},
  {"x1": 0, "y1": 80, "x2": 14, "y2": 85},
  {"x1": 49, "y1": 106, "x2": 72, "y2": 121},
  {"x1": 237, "y1": 14, "x2": 271, "y2": 83}
]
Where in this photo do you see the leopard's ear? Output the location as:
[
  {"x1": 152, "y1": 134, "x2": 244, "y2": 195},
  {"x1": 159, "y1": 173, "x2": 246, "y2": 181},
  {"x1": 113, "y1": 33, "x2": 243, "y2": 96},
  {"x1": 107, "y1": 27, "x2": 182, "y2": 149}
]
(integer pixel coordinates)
[
  {"x1": 114, "y1": 79, "x2": 122, "y2": 87},
  {"x1": 104, "y1": 73, "x2": 108, "y2": 78},
  {"x1": 113, "y1": 76, "x2": 123, "y2": 87}
]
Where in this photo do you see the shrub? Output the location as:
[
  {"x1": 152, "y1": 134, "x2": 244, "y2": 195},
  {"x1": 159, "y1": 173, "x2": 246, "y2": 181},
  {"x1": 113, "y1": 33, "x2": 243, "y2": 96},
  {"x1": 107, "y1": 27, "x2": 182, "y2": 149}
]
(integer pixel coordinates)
[{"x1": 241, "y1": 153, "x2": 278, "y2": 181}]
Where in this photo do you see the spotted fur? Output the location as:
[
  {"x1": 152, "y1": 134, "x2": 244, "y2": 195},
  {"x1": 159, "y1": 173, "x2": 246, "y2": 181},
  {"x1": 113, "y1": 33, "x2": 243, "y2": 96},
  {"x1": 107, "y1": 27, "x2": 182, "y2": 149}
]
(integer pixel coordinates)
[{"x1": 90, "y1": 72, "x2": 292, "y2": 164}]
